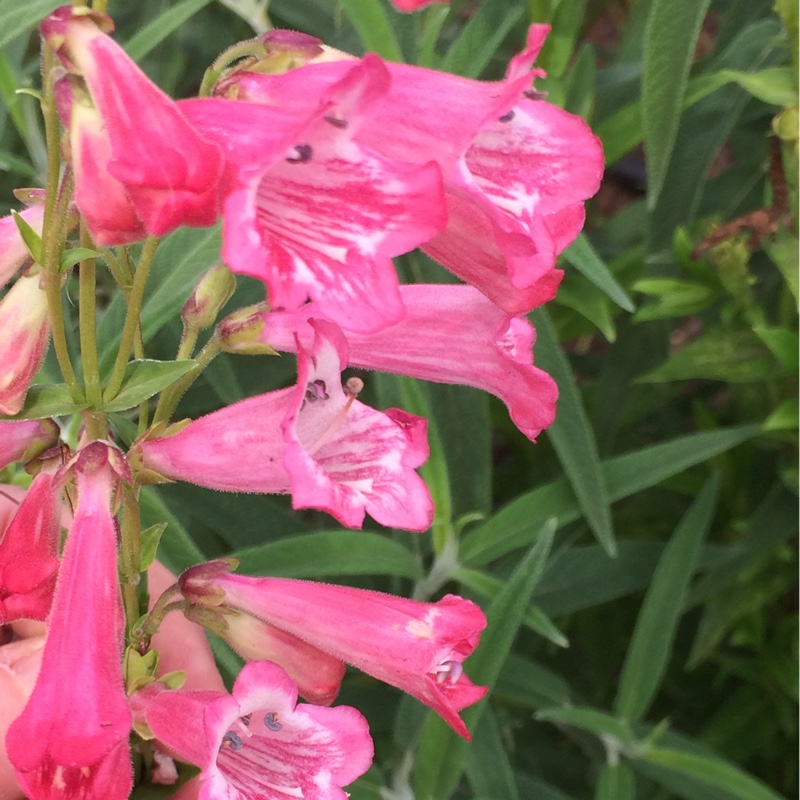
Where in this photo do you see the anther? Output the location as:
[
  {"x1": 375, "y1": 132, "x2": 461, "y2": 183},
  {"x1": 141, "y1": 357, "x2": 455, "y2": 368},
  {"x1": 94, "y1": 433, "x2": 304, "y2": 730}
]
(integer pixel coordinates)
[
  {"x1": 286, "y1": 144, "x2": 313, "y2": 164},
  {"x1": 221, "y1": 731, "x2": 244, "y2": 750},
  {"x1": 523, "y1": 89, "x2": 548, "y2": 101},
  {"x1": 241, "y1": 713, "x2": 252, "y2": 726},
  {"x1": 264, "y1": 712, "x2": 283, "y2": 731},
  {"x1": 323, "y1": 115, "x2": 348, "y2": 129},
  {"x1": 432, "y1": 660, "x2": 464, "y2": 684},
  {"x1": 498, "y1": 110, "x2": 515, "y2": 123},
  {"x1": 305, "y1": 379, "x2": 329, "y2": 403}
]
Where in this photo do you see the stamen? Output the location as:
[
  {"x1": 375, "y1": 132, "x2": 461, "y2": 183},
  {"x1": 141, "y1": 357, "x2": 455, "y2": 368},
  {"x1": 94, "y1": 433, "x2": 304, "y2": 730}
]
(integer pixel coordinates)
[
  {"x1": 323, "y1": 115, "x2": 348, "y2": 129},
  {"x1": 344, "y1": 377, "x2": 364, "y2": 397},
  {"x1": 264, "y1": 712, "x2": 283, "y2": 731},
  {"x1": 241, "y1": 713, "x2": 252, "y2": 726},
  {"x1": 523, "y1": 88, "x2": 548, "y2": 101},
  {"x1": 305, "y1": 390, "x2": 359, "y2": 455},
  {"x1": 221, "y1": 731, "x2": 244, "y2": 750},
  {"x1": 286, "y1": 144, "x2": 313, "y2": 164},
  {"x1": 432, "y1": 660, "x2": 463, "y2": 684},
  {"x1": 305, "y1": 379, "x2": 329, "y2": 403},
  {"x1": 498, "y1": 110, "x2": 515, "y2": 123}
]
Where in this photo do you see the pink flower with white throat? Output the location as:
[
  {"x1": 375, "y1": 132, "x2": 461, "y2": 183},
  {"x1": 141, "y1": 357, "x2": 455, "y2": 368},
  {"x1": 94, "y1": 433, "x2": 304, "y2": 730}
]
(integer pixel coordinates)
[
  {"x1": 181, "y1": 54, "x2": 446, "y2": 334},
  {"x1": 179, "y1": 563, "x2": 487, "y2": 739},
  {"x1": 259, "y1": 283, "x2": 558, "y2": 442},
  {"x1": 131, "y1": 320, "x2": 433, "y2": 531},
  {"x1": 136, "y1": 660, "x2": 373, "y2": 800},
  {"x1": 6, "y1": 442, "x2": 133, "y2": 800}
]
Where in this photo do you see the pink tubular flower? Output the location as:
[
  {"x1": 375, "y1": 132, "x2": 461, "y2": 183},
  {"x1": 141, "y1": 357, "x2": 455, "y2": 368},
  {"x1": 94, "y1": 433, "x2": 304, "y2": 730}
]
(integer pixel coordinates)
[
  {"x1": 0, "y1": 271, "x2": 51, "y2": 416},
  {"x1": 132, "y1": 321, "x2": 433, "y2": 531},
  {"x1": 6, "y1": 442, "x2": 133, "y2": 800},
  {"x1": 181, "y1": 54, "x2": 446, "y2": 334},
  {"x1": 41, "y1": 7, "x2": 223, "y2": 243},
  {"x1": 225, "y1": 25, "x2": 604, "y2": 314},
  {"x1": 0, "y1": 203, "x2": 45, "y2": 287},
  {"x1": 0, "y1": 472, "x2": 61, "y2": 625},
  {"x1": 259, "y1": 284, "x2": 558, "y2": 441},
  {"x1": 136, "y1": 660, "x2": 373, "y2": 800},
  {"x1": 0, "y1": 419, "x2": 60, "y2": 470},
  {"x1": 179, "y1": 563, "x2": 487, "y2": 739},
  {"x1": 391, "y1": 0, "x2": 448, "y2": 10}
]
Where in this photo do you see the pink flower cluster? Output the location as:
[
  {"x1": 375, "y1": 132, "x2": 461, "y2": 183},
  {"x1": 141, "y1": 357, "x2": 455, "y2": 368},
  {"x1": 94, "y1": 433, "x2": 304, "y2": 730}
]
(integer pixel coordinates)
[{"x1": 0, "y1": 4, "x2": 603, "y2": 800}]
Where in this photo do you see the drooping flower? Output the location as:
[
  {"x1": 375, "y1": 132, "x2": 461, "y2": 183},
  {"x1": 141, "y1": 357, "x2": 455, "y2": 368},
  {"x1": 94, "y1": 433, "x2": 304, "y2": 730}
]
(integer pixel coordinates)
[
  {"x1": 180, "y1": 54, "x2": 446, "y2": 334},
  {"x1": 0, "y1": 270, "x2": 51, "y2": 416},
  {"x1": 6, "y1": 442, "x2": 133, "y2": 800},
  {"x1": 179, "y1": 562, "x2": 488, "y2": 739},
  {"x1": 259, "y1": 283, "x2": 558, "y2": 441},
  {"x1": 41, "y1": 6, "x2": 223, "y2": 243},
  {"x1": 223, "y1": 25, "x2": 604, "y2": 314},
  {"x1": 0, "y1": 203, "x2": 45, "y2": 287},
  {"x1": 135, "y1": 660, "x2": 373, "y2": 800},
  {"x1": 0, "y1": 472, "x2": 61, "y2": 625},
  {"x1": 0, "y1": 418, "x2": 60, "y2": 471},
  {"x1": 131, "y1": 321, "x2": 433, "y2": 531}
]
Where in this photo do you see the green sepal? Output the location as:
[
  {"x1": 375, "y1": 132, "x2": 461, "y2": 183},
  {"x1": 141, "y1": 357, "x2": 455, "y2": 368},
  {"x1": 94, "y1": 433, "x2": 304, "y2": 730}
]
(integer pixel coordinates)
[{"x1": 11, "y1": 209, "x2": 43, "y2": 264}]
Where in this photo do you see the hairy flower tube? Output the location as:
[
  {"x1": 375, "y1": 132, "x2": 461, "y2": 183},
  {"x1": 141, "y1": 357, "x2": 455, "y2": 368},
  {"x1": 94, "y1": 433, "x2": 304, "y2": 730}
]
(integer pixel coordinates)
[
  {"x1": 42, "y1": 6, "x2": 223, "y2": 243},
  {"x1": 221, "y1": 25, "x2": 604, "y2": 314},
  {"x1": 0, "y1": 472, "x2": 61, "y2": 625},
  {"x1": 0, "y1": 419, "x2": 59, "y2": 471},
  {"x1": 135, "y1": 660, "x2": 373, "y2": 800},
  {"x1": 0, "y1": 271, "x2": 51, "y2": 416},
  {"x1": 131, "y1": 321, "x2": 433, "y2": 531},
  {"x1": 6, "y1": 443, "x2": 133, "y2": 800},
  {"x1": 179, "y1": 562, "x2": 487, "y2": 739},
  {"x1": 259, "y1": 283, "x2": 558, "y2": 441},
  {"x1": 180, "y1": 53, "x2": 446, "y2": 334}
]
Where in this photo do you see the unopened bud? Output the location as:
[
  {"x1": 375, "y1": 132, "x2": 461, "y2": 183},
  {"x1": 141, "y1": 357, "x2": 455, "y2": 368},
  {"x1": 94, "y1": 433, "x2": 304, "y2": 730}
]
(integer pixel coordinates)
[
  {"x1": 218, "y1": 303, "x2": 277, "y2": 355},
  {"x1": 181, "y1": 265, "x2": 236, "y2": 331},
  {"x1": 179, "y1": 558, "x2": 239, "y2": 607}
]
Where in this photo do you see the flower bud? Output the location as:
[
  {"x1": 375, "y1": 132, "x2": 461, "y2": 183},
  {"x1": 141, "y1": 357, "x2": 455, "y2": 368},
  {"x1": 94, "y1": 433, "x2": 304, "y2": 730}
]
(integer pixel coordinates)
[
  {"x1": 181, "y1": 265, "x2": 236, "y2": 331},
  {"x1": 217, "y1": 303, "x2": 277, "y2": 355}
]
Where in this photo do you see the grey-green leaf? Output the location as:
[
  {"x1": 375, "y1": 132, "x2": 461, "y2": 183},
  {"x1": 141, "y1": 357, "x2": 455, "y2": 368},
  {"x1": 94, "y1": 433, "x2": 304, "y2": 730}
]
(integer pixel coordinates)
[
  {"x1": 564, "y1": 233, "x2": 635, "y2": 312},
  {"x1": 124, "y1": 0, "x2": 214, "y2": 61},
  {"x1": 0, "y1": 0, "x2": 60, "y2": 50},
  {"x1": 642, "y1": 0, "x2": 712, "y2": 207},
  {"x1": 0, "y1": 384, "x2": 86, "y2": 420},
  {"x1": 614, "y1": 474, "x2": 720, "y2": 722}
]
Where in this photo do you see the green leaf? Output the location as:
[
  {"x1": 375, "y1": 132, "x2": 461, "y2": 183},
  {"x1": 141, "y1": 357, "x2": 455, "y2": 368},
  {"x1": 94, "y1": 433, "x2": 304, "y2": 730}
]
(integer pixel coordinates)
[
  {"x1": 124, "y1": 0, "x2": 214, "y2": 61},
  {"x1": 0, "y1": 0, "x2": 60, "y2": 50},
  {"x1": 763, "y1": 398, "x2": 799, "y2": 432},
  {"x1": 563, "y1": 233, "x2": 635, "y2": 312},
  {"x1": 531, "y1": 308, "x2": 615, "y2": 555},
  {"x1": 455, "y1": 565, "x2": 568, "y2": 647},
  {"x1": 717, "y1": 65, "x2": 798, "y2": 106},
  {"x1": 641, "y1": 0, "x2": 712, "y2": 207},
  {"x1": 230, "y1": 531, "x2": 420, "y2": 579},
  {"x1": 139, "y1": 487, "x2": 205, "y2": 574},
  {"x1": 101, "y1": 359, "x2": 196, "y2": 413},
  {"x1": 637, "y1": 328, "x2": 778, "y2": 383},
  {"x1": 139, "y1": 522, "x2": 168, "y2": 572},
  {"x1": 752, "y1": 325, "x2": 799, "y2": 372},
  {"x1": 536, "y1": 705, "x2": 633, "y2": 746},
  {"x1": 632, "y1": 278, "x2": 716, "y2": 322},
  {"x1": 337, "y1": 0, "x2": 403, "y2": 62},
  {"x1": 614, "y1": 475, "x2": 719, "y2": 722},
  {"x1": 466, "y1": 707, "x2": 520, "y2": 800},
  {"x1": 641, "y1": 747, "x2": 785, "y2": 800},
  {"x1": 765, "y1": 230, "x2": 799, "y2": 307},
  {"x1": 11, "y1": 209, "x2": 42, "y2": 264},
  {"x1": 0, "y1": 384, "x2": 86, "y2": 420},
  {"x1": 557, "y1": 275, "x2": 618, "y2": 342},
  {"x1": 60, "y1": 247, "x2": 103, "y2": 272},
  {"x1": 413, "y1": 521, "x2": 556, "y2": 800},
  {"x1": 439, "y1": 0, "x2": 525, "y2": 78},
  {"x1": 495, "y1": 653, "x2": 572, "y2": 709},
  {"x1": 461, "y1": 425, "x2": 756, "y2": 567},
  {"x1": 596, "y1": 763, "x2": 636, "y2": 800}
]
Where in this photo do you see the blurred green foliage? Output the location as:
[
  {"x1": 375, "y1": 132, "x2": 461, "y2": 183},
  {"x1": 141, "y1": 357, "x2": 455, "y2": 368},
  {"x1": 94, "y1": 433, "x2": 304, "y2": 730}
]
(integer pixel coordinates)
[{"x1": 1, "y1": 0, "x2": 797, "y2": 797}]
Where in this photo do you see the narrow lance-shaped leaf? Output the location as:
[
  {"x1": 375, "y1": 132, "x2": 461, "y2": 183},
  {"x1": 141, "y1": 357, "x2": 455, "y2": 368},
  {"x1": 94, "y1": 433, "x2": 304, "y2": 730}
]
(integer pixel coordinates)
[
  {"x1": 531, "y1": 308, "x2": 615, "y2": 554},
  {"x1": 614, "y1": 474, "x2": 720, "y2": 722},
  {"x1": 642, "y1": 0, "x2": 712, "y2": 207}
]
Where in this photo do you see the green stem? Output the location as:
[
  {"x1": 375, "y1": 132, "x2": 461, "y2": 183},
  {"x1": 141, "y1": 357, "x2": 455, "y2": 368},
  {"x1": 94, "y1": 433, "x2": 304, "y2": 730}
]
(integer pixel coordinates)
[
  {"x1": 103, "y1": 237, "x2": 159, "y2": 402},
  {"x1": 79, "y1": 221, "x2": 103, "y2": 407},
  {"x1": 152, "y1": 334, "x2": 223, "y2": 424},
  {"x1": 40, "y1": 49, "x2": 82, "y2": 400},
  {"x1": 119, "y1": 485, "x2": 143, "y2": 633},
  {"x1": 132, "y1": 589, "x2": 185, "y2": 653}
]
